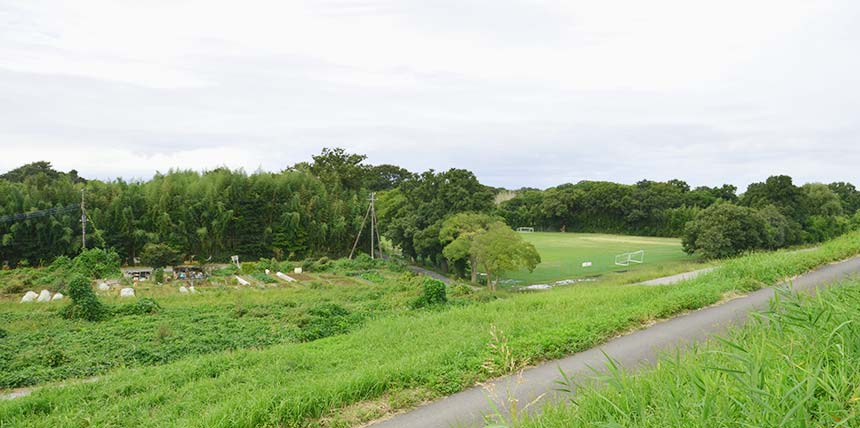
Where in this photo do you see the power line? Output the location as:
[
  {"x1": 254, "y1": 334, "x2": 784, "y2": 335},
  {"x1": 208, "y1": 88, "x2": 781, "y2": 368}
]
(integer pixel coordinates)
[{"x1": 0, "y1": 204, "x2": 80, "y2": 223}]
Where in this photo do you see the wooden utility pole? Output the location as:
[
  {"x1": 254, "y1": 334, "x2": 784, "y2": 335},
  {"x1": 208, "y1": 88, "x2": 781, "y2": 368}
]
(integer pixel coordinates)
[
  {"x1": 349, "y1": 192, "x2": 384, "y2": 260},
  {"x1": 81, "y1": 189, "x2": 87, "y2": 251}
]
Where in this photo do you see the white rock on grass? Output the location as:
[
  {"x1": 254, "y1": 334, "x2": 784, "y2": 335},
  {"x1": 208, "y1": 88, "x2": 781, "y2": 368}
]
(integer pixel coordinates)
[
  {"x1": 20, "y1": 291, "x2": 38, "y2": 303},
  {"x1": 37, "y1": 290, "x2": 52, "y2": 302},
  {"x1": 235, "y1": 275, "x2": 250, "y2": 286},
  {"x1": 51, "y1": 292, "x2": 64, "y2": 301},
  {"x1": 179, "y1": 286, "x2": 189, "y2": 294},
  {"x1": 120, "y1": 287, "x2": 135, "y2": 298},
  {"x1": 98, "y1": 282, "x2": 110, "y2": 291}
]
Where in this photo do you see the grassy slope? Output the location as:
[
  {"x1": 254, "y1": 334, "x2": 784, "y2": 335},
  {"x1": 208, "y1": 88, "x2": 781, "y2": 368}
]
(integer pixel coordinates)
[
  {"x1": 3, "y1": 231, "x2": 860, "y2": 427},
  {"x1": 517, "y1": 282, "x2": 860, "y2": 427},
  {"x1": 505, "y1": 232, "x2": 698, "y2": 285},
  {"x1": 0, "y1": 271, "x2": 420, "y2": 389}
]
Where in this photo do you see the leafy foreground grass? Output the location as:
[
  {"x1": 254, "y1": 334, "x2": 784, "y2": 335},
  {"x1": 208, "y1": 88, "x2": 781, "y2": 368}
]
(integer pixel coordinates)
[
  {"x1": 3, "y1": 231, "x2": 860, "y2": 427},
  {"x1": 506, "y1": 232, "x2": 698, "y2": 285},
  {"x1": 515, "y1": 283, "x2": 860, "y2": 428}
]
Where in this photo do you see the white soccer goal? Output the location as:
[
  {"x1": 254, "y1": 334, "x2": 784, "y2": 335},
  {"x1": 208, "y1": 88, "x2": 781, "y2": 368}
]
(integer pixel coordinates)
[
  {"x1": 516, "y1": 227, "x2": 535, "y2": 233},
  {"x1": 614, "y1": 250, "x2": 645, "y2": 267}
]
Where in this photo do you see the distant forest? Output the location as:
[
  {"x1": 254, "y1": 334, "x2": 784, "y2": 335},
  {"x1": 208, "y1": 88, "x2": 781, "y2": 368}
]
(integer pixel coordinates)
[{"x1": 1, "y1": 149, "x2": 858, "y2": 267}]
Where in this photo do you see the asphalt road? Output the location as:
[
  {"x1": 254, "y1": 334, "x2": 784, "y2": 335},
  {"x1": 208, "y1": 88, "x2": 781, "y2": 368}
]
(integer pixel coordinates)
[{"x1": 369, "y1": 257, "x2": 860, "y2": 428}]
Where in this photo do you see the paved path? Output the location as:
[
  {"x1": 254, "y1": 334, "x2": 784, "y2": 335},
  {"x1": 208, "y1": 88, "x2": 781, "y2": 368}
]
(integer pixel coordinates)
[
  {"x1": 369, "y1": 257, "x2": 860, "y2": 428},
  {"x1": 637, "y1": 267, "x2": 717, "y2": 286},
  {"x1": 406, "y1": 265, "x2": 453, "y2": 284}
]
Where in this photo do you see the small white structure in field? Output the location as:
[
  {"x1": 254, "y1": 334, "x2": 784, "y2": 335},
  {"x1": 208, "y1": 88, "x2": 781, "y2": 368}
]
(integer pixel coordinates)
[
  {"x1": 51, "y1": 292, "x2": 64, "y2": 301},
  {"x1": 189, "y1": 285, "x2": 197, "y2": 293},
  {"x1": 120, "y1": 287, "x2": 135, "y2": 298},
  {"x1": 276, "y1": 272, "x2": 296, "y2": 282},
  {"x1": 37, "y1": 290, "x2": 52, "y2": 302},
  {"x1": 98, "y1": 282, "x2": 110, "y2": 291},
  {"x1": 581, "y1": 261, "x2": 593, "y2": 268},
  {"x1": 235, "y1": 275, "x2": 250, "y2": 286},
  {"x1": 293, "y1": 267, "x2": 303, "y2": 274},
  {"x1": 21, "y1": 291, "x2": 38, "y2": 303},
  {"x1": 265, "y1": 269, "x2": 270, "y2": 275},
  {"x1": 179, "y1": 286, "x2": 189, "y2": 294}
]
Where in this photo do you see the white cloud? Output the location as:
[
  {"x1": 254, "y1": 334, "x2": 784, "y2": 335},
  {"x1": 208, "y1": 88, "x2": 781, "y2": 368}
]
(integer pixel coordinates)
[{"x1": 0, "y1": 0, "x2": 858, "y2": 190}]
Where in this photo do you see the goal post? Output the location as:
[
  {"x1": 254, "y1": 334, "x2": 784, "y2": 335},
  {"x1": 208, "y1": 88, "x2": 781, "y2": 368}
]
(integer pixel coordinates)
[
  {"x1": 516, "y1": 227, "x2": 535, "y2": 233},
  {"x1": 614, "y1": 250, "x2": 645, "y2": 266}
]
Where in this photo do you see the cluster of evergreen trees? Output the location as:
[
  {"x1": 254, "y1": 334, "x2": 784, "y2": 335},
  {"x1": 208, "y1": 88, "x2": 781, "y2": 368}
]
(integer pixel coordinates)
[{"x1": 2, "y1": 151, "x2": 858, "y2": 267}]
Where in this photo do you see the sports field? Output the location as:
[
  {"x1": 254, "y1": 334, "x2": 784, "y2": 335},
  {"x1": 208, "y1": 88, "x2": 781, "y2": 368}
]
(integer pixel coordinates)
[{"x1": 505, "y1": 232, "x2": 699, "y2": 285}]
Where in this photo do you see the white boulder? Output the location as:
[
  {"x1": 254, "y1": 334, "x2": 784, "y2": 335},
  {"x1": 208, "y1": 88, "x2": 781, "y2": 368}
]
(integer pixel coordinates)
[
  {"x1": 120, "y1": 287, "x2": 135, "y2": 298},
  {"x1": 98, "y1": 282, "x2": 110, "y2": 291},
  {"x1": 51, "y1": 292, "x2": 64, "y2": 301},
  {"x1": 235, "y1": 275, "x2": 250, "y2": 286},
  {"x1": 179, "y1": 286, "x2": 189, "y2": 294},
  {"x1": 20, "y1": 291, "x2": 38, "y2": 303},
  {"x1": 37, "y1": 290, "x2": 52, "y2": 302}
]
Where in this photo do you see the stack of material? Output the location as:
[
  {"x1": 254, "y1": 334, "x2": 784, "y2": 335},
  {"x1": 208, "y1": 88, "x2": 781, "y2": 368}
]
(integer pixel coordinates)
[
  {"x1": 20, "y1": 291, "x2": 38, "y2": 303},
  {"x1": 120, "y1": 287, "x2": 135, "y2": 298},
  {"x1": 276, "y1": 272, "x2": 296, "y2": 282},
  {"x1": 235, "y1": 276, "x2": 251, "y2": 286}
]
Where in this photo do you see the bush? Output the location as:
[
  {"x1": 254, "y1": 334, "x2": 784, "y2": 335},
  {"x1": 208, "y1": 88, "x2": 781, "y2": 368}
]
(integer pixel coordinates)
[
  {"x1": 210, "y1": 265, "x2": 239, "y2": 277},
  {"x1": 0, "y1": 328, "x2": 7, "y2": 339},
  {"x1": 116, "y1": 297, "x2": 162, "y2": 316},
  {"x1": 251, "y1": 272, "x2": 278, "y2": 284},
  {"x1": 62, "y1": 274, "x2": 105, "y2": 321},
  {"x1": 296, "y1": 303, "x2": 359, "y2": 342},
  {"x1": 139, "y1": 243, "x2": 181, "y2": 269},
  {"x1": 412, "y1": 278, "x2": 448, "y2": 309},
  {"x1": 153, "y1": 267, "x2": 165, "y2": 284},
  {"x1": 257, "y1": 258, "x2": 279, "y2": 272},
  {"x1": 72, "y1": 248, "x2": 121, "y2": 279},
  {"x1": 240, "y1": 262, "x2": 257, "y2": 275}
]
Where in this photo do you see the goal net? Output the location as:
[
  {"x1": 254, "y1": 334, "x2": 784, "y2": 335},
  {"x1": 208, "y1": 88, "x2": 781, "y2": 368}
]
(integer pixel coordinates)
[
  {"x1": 516, "y1": 227, "x2": 535, "y2": 233},
  {"x1": 614, "y1": 250, "x2": 645, "y2": 267}
]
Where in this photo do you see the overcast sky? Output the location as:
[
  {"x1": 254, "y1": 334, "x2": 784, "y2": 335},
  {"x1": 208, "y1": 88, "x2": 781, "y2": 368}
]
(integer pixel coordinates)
[{"x1": 1, "y1": 1, "x2": 858, "y2": 190}]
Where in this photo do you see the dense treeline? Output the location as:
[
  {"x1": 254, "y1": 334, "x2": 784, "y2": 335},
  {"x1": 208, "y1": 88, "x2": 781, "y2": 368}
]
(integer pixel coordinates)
[
  {"x1": 0, "y1": 150, "x2": 412, "y2": 266},
  {"x1": 497, "y1": 175, "x2": 860, "y2": 258},
  {"x1": 497, "y1": 180, "x2": 738, "y2": 236},
  {"x1": 2, "y1": 150, "x2": 859, "y2": 267}
]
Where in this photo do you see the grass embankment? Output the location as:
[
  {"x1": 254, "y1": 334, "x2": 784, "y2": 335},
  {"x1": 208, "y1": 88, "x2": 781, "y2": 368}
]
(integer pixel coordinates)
[
  {"x1": 0, "y1": 270, "x2": 422, "y2": 390},
  {"x1": 3, "y1": 231, "x2": 860, "y2": 428},
  {"x1": 506, "y1": 232, "x2": 699, "y2": 285},
  {"x1": 516, "y1": 283, "x2": 860, "y2": 427}
]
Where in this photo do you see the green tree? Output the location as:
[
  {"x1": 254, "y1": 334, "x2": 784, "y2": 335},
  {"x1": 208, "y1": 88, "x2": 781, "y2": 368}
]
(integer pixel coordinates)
[
  {"x1": 139, "y1": 243, "x2": 181, "y2": 268},
  {"x1": 440, "y1": 212, "x2": 498, "y2": 284},
  {"x1": 682, "y1": 203, "x2": 769, "y2": 259},
  {"x1": 62, "y1": 274, "x2": 104, "y2": 321},
  {"x1": 471, "y1": 222, "x2": 541, "y2": 291}
]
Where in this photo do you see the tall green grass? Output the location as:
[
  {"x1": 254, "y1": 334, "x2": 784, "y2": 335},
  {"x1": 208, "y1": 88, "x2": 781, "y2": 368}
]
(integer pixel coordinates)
[
  {"x1": 3, "y1": 231, "x2": 860, "y2": 427},
  {"x1": 516, "y1": 283, "x2": 860, "y2": 427}
]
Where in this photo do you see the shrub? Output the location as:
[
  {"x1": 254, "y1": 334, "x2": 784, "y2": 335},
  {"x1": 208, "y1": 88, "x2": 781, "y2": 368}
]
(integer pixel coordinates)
[
  {"x1": 682, "y1": 204, "x2": 769, "y2": 259},
  {"x1": 257, "y1": 258, "x2": 279, "y2": 272},
  {"x1": 47, "y1": 256, "x2": 72, "y2": 272},
  {"x1": 251, "y1": 272, "x2": 278, "y2": 284},
  {"x1": 0, "y1": 328, "x2": 7, "y2": 339},
  {"x1": 296, "y1": 303, "x2": 359, "y2": 342},
  {"x1": 61, "y1": 274, "x2": 105, "y2": 321},
  {"x1": 72, "y1": 248, "x2": 121, "y2": 279},
  {"x1": 153, "y1": 267, "x2": 164, "y2": 284},
  {"x1": 412, "y1": 278, "x2": 448, "y2": 309},
  {"x1": 210, "y1": 265, "x2": 239, "y2": 277},
  {"x1": 240, "y1": 262, "x2": 258, "y2": 275},
  {"x1": 128, "y1": 297, "x2": 162, "y2": 315}
]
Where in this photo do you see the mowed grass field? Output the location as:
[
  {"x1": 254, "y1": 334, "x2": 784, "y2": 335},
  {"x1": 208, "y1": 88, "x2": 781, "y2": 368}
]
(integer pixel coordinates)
[{"x1": 505, "y1": 232, "x2": 700, "y2": 285}]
